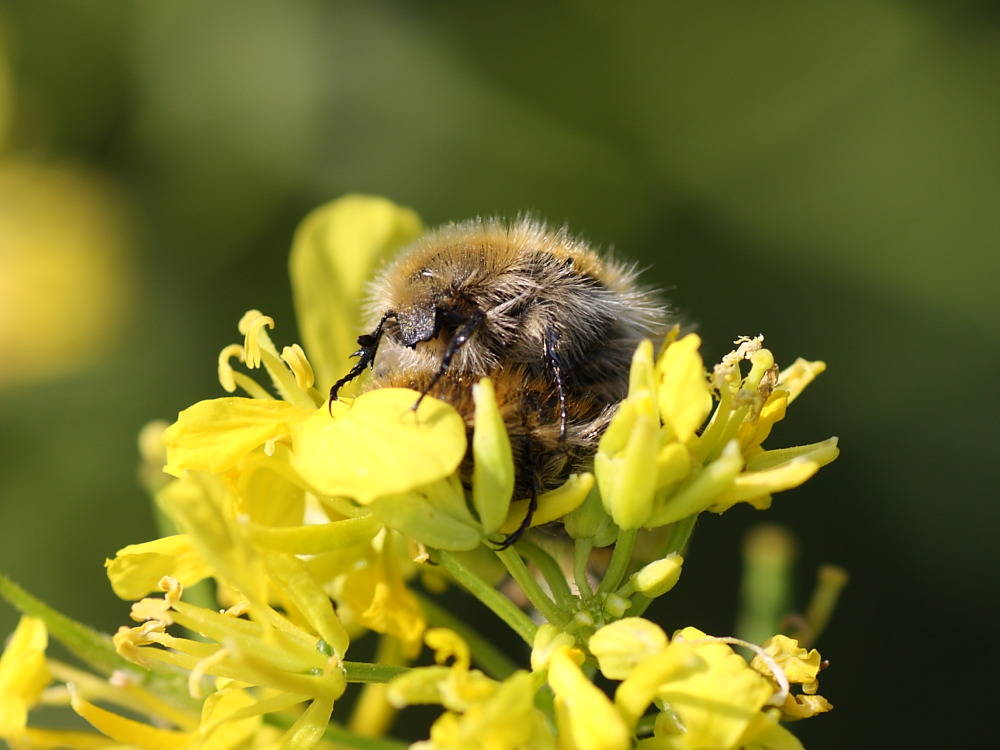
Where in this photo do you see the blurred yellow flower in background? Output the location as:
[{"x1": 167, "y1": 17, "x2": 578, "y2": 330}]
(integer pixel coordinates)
[{"x1": 0, "y1": 44, "x2": 135, "y2": 389}]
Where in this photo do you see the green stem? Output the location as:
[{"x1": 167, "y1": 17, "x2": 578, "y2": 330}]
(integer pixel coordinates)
[
  {"x1": 429, "y1": 549, "x2": 538, "y2": 645},
  {"x1": 495, "y1": 547, "x2": 568, "y2": 629},
  {"x1": 801, "y1": 564, "x2": 849, "y2": 648},
  {"x1": 663, "y1": 513, "x2": 698, "y2": 557},
  {"x1": 573, "y1": 538, "x2": 594, "y2": 599},
  {"x1": 518, "y1": 540, "x2": 575, "y2": 607},
  {"x1": 596, "y1": 528, "x2": 637, "y2": 596},
  {"x1": 342, "y1": 661, "x2": 408, "y2": 683},
  {"x1": 414, "y1": 591, "x2": 519, "y2": 679}
]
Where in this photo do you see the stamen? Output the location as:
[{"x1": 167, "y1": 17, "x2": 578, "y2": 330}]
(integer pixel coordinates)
[
  {"x1": 218, "y1": 344, "x2": 245, "y2": 392},
  {"x1": 281, "y1": 344, "x2": 315, "y2": 390},
  {"x1": 189, "y1": 645, "x2": 230, "y2": 699},
  {"x1": 237, "y1": 309, "x2": 266, "y2": 334},
  {"x1": 242, "y1": 313, "x2": 276, "y2": 369},
  {"x1": 157, "y1": 576, "x2": 184, "y2": 605}
]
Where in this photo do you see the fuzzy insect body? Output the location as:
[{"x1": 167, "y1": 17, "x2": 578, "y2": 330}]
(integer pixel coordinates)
[{"x1": 331, "y1": 217, "x2": 667, "y2": 545}]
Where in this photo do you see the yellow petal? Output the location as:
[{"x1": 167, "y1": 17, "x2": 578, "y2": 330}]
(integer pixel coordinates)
[
  {"x1": 645, "y1": 440, "x2": 744, "y2": 528},
  {"x1": 629, "y1": 339, "x2": 658, "y2": 400},
  {"x1": 341, "y1": 542, "x2": 426, "y2": 655},
  {"x1": 549, "y1": 647, "x2": 631, "y2": 750},
  {"x1": 779, "y1": 693, "x2": 833, "y2": 720},
  {"x1": 291, "y1": 389, "x2": 467, "y2": 503},
  {"x1": 0, "y1": 617, "x2": 50, "y2": 736},
  {"x1": 655, "y1": 441, "x2": 692, "y2": 491},
  {"x1": 651, "y1": 628, "x2": 775, "y2": 750},
  {"x1": 711, "y1": 438, "x2": 840, "y2": 511},
  {"x1": 472, "y1": 379, "x2": 515, "y2": 535},
  {"x1": 737, "y1": 389, "x2": 788, "y2": 455},
  {"x1": 736, "y1": 711, "x2": 806, "y2": 750},
  {"x1": 596, "y1": 396, "x2": 659, "y2": 530},
  {"x1": 193, "y1": 687, "x2": 263, "y2": 750},
  {"x1": 752, "y1": 635, "x2": 822, "y2": 686},
  {"x1": 289, "y1": 195, "x2": 424, "y2": 390},
  {"x1": 163, "y1": 397, "x2": 310, "y2": 476},
  {"x1": 589, "y1": 618, "x2": 668, "y2": 681},
  {"x1": 71, "y1": 688, "x2": 189, "y2": 750},
  {"x1": 744, "y1": 438, "x2": 840, "y2": 473},
  {"x1": 777, "y1": 358, "x2": 826, "y2": 404},
  {"x1": 457, "y1": 671, "x2": 545, "y2": 749},
  {"x1": 245, "y1": 514, "x2": 380, "y2": 555},
  {"x1": 260, "y1": 549, "x2": 350, "y2": 659},
  {"x1": 105, "y1": 535, "x2": 213, "y2": 600},
  {"x1": 656, "y1": 334, "x2": 712, "y2": 443},
  {"x1": 615, "y1": 641, "x2": 697, "y2": 728},
  {"x1": 501, "y1": 473, "x2": 594, "y2": 535},
  {"x1": 158, "y1": 472, "x2": 269, "y2": 607}
]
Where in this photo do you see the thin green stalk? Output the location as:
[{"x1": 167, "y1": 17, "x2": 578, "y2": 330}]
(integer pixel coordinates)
[
  {"x1": 495, "y1": 547, "x2": 569, "y2": 629},
  {"x1": 663, "y1": 513, "x2": 698, "y2": 556},
  {"x1": 595, "y1": 528, "x2": 637, "y2": 596},
  {"x1": 429, "y1": 548, "x2": 537, "y2": 645},
  {"x1": 517, "y1": 540, "x2": 575, "y2": 607},
  {"x1": 414, "y1": 590, "x2": 519, "y2": 679},
  {"x1": 573, "y1": 537, "x2": 594, "y2": 599},
  {"x1": 801, "y1": 564, "x2": 849, "y2": 648},
  {"x1": 342, "y1": 661, "x2": 408, "y2": 683}
]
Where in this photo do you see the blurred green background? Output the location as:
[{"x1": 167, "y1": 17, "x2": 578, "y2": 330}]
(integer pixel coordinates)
[{"x1": 1, "y1": 1, "x2": 996, "y2": 746}]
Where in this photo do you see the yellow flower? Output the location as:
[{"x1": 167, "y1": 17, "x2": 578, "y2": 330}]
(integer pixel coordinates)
[
  {"x1": 0, "y1": 617, "x2": 50, "y2": 739},
  {"x1": 639, "y1": 627, "x2": 775, "y2": 750},
  {"x1": 85, "y1": 194, "x2": 840, "y2": 749},
  {"x1": 592, "y1": 331, "x2": 838, "y2": 533},
  {"x1": 751, "y1": 634, "x2": 833, "y2": 721},
  {"x1": 0, "y1": 613, "x2": 199, "y2": 749},
  {"x1": 595, "y1": 340, "x2": 661, "y2": 530},
  {"x1": 340, "y1": 532, "x2": 427, "y2": 656},
  {"x1": 112, "y1": 577, "x2": 345, "y2": 745},
  {"x1": 0, "y1": 161, "x2": 135, "y2": 389},
  {"x1": 388, "y1": 629, "x2": 554, "y2": 750}
]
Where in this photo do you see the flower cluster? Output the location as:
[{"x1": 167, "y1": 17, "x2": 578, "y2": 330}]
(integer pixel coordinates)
[
  {"x1": 388, "y1": 620, "x2": 832, "y2": 750},
  {"x1": 0, "y1": 196, "x2": 841, "y2": 750}
]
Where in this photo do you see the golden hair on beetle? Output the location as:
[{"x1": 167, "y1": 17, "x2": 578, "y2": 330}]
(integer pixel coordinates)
[{"x1": 331, "y1": 217, "x2": 667, "y2": 546}]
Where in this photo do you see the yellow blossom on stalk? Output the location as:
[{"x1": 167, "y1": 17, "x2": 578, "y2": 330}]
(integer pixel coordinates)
[
  {"x1": 593, "y1": 330, "x2": 838, "y2": 533},
  {"x1": 107, "y1": 576, "x2": 346, "y2": 745},
  {"x1": 1, "y1": 194, "x2": 841, "y2": 749},
  {"x1": 586, "y1": 620, "x2": 832, "y2": 750}
]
